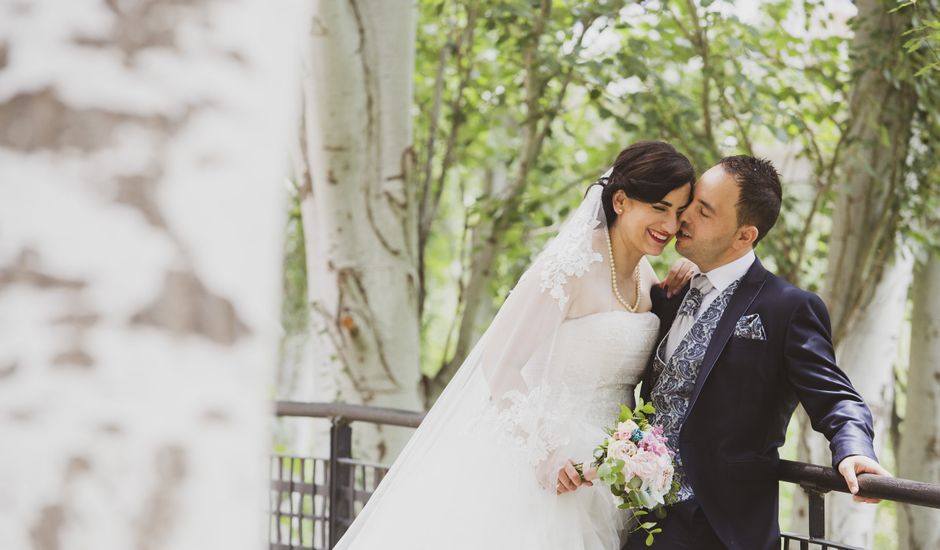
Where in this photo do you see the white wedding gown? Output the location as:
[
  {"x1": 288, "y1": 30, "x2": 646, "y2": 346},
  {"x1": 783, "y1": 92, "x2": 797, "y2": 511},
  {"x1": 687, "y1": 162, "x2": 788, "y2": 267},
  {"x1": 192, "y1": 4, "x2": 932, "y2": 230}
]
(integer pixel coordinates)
[
  {"x1": 335, "y1": 185, "x2": 661, "y2": 550},
  {"x1": 335, "y1": 310, "x2": 660, "y2": 550}
]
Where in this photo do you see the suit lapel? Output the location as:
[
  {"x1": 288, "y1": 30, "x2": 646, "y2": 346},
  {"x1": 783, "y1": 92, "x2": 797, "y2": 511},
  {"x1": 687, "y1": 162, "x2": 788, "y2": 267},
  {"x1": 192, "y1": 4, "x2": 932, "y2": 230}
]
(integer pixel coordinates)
[{"x1": 684, "y1": 258, "x2": 768, "y2": 418}]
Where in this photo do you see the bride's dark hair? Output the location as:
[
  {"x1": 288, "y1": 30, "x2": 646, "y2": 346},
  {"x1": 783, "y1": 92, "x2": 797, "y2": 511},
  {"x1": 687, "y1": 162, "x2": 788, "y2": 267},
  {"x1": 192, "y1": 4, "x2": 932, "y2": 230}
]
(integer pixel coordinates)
[{"x1": 594, "y1": 141, "x2": 695, "y2": 227}]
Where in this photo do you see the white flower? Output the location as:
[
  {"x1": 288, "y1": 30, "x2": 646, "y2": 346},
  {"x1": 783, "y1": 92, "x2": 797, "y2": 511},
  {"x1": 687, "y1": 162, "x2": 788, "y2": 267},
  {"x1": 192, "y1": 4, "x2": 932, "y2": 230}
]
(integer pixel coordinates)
[
  {"x1": 608, "y1": 439, "x2": 638, "y2": 461},
  {"x1": 652, "y1": 463, "x2": 674, "y2": 495}
]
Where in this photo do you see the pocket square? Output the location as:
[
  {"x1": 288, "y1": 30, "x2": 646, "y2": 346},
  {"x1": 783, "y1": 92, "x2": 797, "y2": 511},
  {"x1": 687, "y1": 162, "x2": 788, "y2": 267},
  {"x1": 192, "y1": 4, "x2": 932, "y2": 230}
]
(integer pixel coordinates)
[{"x1": 734, "y1": 313, "x2": 766, "y2": 341}]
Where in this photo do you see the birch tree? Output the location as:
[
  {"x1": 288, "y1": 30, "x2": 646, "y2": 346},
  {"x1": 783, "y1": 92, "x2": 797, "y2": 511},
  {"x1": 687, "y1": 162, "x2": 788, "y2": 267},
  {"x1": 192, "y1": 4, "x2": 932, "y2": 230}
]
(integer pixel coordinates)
[
  {"x1": 897, "y1": 254, "x2": 940, "y2": 550},
  {"x1": 896, "y1": 7, "x2": 940, "y2": 541},
  {"x1": 297, "y1": 0, "x2": 421, "y2": 461},
  {"x1": 791, "y1": 1, "x2": 918, "y2": 545},
  {"x1": 823, "y1": 253, "x2": 913, "y2": 546},
  {"x1": 0, "y1": 0, "x2": 305, "y2": 548}
]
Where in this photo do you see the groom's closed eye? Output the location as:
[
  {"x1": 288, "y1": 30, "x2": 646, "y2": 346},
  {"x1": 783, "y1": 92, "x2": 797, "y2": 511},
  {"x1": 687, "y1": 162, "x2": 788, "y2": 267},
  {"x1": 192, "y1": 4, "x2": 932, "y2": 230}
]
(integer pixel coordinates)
[
  {"x1": 697, "y1": 199, "x2": 716, "y2": 218},
  {"x1": 697, "y1": 203, "x2": 714, "y2": 219}
]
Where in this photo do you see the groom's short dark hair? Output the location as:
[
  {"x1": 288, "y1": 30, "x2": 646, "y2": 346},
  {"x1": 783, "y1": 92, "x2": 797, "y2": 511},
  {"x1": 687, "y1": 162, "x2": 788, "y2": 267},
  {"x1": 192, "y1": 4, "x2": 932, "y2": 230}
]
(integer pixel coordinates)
[{"x1": 720, "y1": 155, "x2": 782, "y2": 244}]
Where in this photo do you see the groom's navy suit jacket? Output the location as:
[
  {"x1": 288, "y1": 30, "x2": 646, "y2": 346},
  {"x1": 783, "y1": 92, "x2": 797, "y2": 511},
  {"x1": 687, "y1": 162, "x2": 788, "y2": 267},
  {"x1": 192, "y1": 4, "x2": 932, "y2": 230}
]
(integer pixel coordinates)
[{"x1": 639, "y1": 257, "x2": 877, "y2": 550}]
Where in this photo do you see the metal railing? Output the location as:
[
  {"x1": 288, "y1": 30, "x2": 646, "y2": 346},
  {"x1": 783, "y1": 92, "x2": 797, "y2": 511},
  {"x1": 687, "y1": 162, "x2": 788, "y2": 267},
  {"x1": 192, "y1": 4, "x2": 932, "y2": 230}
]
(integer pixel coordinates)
[
  {"x1": 777, "y1": 460, "x2": 940, "y2": 549},
  {"x1": 269, "y1": 401, "x2": 940, "y2": 550},
  {"x1": 269, "y1": 402, "x2": 423, "y2": 549}
]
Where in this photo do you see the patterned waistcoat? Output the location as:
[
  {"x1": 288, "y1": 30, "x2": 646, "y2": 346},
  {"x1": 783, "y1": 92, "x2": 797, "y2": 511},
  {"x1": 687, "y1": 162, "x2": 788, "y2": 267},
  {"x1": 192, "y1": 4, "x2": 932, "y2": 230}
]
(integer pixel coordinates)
[{"x1": 650, "y1": 280, "x2": 740, "y2": 501}]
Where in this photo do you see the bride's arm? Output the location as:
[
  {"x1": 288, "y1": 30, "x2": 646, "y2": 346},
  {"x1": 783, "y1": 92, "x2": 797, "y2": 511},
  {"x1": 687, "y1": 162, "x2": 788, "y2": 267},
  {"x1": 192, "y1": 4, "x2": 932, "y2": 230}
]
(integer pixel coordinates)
[{"x1": 477, "y1": 254, "x2": 593, "y2": 491}]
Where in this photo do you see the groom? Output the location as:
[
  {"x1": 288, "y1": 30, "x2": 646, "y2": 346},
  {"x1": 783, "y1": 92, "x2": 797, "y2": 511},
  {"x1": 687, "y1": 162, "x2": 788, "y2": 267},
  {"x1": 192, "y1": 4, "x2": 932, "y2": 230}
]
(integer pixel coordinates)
[{"x1": 623, "y1": 156, "x2": 889, "y2": 549}]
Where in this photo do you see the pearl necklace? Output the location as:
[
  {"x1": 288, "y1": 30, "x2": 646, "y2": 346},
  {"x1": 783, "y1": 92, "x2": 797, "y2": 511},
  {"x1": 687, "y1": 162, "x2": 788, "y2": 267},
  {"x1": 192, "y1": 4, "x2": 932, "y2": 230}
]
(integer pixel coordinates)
[{"x1": 605, "y1": 228, "x2": 641, "y2": 312}]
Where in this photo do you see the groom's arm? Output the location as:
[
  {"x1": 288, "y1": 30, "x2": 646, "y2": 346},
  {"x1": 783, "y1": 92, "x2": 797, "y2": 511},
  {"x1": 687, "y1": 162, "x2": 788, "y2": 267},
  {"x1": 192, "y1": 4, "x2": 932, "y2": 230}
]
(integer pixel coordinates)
[{"x1": 783, "y1": 291, "x2": 877, "y2": 468}]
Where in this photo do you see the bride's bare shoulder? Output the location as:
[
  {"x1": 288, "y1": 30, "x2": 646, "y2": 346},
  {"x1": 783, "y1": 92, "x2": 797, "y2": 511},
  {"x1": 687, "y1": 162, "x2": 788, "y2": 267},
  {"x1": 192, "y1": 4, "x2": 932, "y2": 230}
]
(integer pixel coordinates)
[{"x1": 640, "y1": 256, "x2": 660, "y2": 286}]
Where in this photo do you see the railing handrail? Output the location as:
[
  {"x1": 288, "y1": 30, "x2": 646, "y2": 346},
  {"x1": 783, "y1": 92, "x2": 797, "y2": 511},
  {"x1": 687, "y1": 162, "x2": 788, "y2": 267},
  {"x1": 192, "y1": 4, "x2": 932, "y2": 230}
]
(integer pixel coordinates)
[
  {"x1": 273, "y1": 401, "x2": 940, "y2": 509},
  {"x1": 778, "y1": 459, "x2": 940, "y2": 509},
  {"x1": 275, "y1": 400, "x2": 425, "y2": 428}
]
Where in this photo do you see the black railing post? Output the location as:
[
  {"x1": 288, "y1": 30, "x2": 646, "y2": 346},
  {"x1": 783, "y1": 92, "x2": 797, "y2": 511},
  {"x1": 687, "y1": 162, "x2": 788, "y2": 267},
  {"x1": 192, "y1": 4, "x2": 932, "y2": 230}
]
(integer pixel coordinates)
[
  {"x1": 328, "y1": 417, "x2": 352, "y2": 548},
  {"x1": 805, "y1": 487, "x2": 827, "y2": 540}
]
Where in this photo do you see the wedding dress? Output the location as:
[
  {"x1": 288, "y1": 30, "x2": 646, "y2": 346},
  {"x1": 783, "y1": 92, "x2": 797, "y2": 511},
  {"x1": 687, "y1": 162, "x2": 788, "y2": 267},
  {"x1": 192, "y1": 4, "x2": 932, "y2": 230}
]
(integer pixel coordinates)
[{"x1": 334, "y1": 183, "x2": 661, "y2": 550}]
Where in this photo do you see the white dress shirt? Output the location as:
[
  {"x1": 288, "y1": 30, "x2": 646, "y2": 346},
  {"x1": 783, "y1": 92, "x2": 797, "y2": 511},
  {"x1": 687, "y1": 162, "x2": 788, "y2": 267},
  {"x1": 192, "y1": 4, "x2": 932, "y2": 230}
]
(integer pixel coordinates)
[{"x1": 664, "y1": 250, "x2": 756, "y2": 360}]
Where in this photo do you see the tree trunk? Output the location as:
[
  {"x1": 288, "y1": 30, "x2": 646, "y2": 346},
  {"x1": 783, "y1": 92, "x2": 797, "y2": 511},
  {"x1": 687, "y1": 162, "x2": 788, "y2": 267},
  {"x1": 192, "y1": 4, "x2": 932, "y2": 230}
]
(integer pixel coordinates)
[
  {"x1": 0, "y1": 0, "x2": 305, "y2": 547},
  {"x1": 822, "y1": 1, "x2": 916, "y2": 342},
  {"x1": 897, "y1": 254, "x2": 940, "y2": 550},
  {"x1": 827, "y1": 252, "x2": 912, "y2": 546},
  {"x1": 790, "y1": 253, "x2": 912, "y2": 543},
  {"x1": 792, "y1": 1, "x2": 916, "y2": 541},
  {"x1": 298, "y1": 0, "x2": 421, "y2": 462}
]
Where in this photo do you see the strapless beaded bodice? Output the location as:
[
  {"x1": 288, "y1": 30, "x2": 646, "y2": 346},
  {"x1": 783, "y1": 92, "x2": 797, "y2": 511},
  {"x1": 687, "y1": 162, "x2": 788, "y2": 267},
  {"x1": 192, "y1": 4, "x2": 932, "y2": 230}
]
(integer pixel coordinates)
[{"x1": 549, "y1": 311, "x2": 660, "y2": 427}]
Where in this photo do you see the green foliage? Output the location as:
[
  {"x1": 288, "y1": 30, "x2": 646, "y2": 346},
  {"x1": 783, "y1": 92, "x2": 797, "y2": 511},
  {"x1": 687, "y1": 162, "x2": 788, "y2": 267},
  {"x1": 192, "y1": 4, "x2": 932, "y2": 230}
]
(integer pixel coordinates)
[
  {"x1": 414, "y1": 0, "x2": 854, "y2": 370},
  {"x1": 900, "y1": 0, "x2": 940, "y2": 255},
  {"x1": 901, "y1": 1, "x2": 940, "y2": 75},
  {"x1": 410, "y1": 0, "x2": 940, "y2": 380},
  {"x1": 274, "y1": 1, "x2": 940, "y2": 386},
  {"x1": 281, "y1": 184, "x2": 309, "y2": 336}
]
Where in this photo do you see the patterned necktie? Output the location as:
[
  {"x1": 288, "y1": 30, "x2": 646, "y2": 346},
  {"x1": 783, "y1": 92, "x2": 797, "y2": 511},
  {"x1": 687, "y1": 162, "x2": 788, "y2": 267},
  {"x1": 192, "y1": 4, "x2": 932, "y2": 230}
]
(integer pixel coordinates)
[{"x1": 665, "y1": 274, "x2": 715, "y2": 360}]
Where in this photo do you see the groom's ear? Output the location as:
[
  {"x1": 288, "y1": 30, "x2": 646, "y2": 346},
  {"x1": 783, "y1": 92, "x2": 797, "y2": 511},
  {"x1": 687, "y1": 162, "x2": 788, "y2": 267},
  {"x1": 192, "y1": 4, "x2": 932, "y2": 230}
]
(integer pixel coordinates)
[{"x1": 733, "y1": 225, "x2": 759, "y2": 250}]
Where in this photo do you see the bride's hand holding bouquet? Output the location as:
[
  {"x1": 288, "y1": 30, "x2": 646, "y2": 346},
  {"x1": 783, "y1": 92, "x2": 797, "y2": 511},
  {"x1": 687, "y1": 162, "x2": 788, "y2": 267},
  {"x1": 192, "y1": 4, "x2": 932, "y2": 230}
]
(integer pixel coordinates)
[{"x1": 574, "y1": 400, "x2": 679, "y2": 547}]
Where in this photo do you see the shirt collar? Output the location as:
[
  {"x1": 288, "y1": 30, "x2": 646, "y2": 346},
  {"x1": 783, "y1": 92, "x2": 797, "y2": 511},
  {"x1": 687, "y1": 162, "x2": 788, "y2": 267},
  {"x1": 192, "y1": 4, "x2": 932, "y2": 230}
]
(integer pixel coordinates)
[{"x1": 701, "y1": 250, "x2": 756, "y2": 293}]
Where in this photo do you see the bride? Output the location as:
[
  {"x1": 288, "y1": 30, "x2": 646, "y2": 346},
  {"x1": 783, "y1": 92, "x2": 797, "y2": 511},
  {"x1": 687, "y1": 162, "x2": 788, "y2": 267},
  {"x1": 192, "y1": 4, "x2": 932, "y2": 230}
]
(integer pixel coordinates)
[{"x1": 334, "y1": 141, "x2": 696, "y2": 550}]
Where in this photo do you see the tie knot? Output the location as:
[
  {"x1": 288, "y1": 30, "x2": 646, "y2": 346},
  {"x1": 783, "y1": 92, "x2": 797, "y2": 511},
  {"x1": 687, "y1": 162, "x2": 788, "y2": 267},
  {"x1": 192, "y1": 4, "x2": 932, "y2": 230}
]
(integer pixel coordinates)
[
  {"x1": 691, "y1": 273, "x2": 714, "y2": 295},
  {"x1": 677, "y1": 275, "x2": 713, "y2": 318}
]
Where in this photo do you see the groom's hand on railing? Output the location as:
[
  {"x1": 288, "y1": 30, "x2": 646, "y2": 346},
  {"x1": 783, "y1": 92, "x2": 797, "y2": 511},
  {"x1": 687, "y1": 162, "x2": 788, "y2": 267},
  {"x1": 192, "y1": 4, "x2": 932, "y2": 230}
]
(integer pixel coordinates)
[
  {"x1": 837, "y1": 455, "x2": 892, "y2": 504},
  {"x1": 556, "y1": 460, "x2": 597, "y2": 495}
]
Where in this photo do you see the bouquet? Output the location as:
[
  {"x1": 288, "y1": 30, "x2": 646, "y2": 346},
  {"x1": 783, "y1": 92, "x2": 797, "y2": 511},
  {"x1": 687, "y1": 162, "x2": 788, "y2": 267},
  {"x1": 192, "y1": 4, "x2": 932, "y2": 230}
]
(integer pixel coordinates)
[{"x1": 574, "y1": 399, "x2": 679, "y2": 547}]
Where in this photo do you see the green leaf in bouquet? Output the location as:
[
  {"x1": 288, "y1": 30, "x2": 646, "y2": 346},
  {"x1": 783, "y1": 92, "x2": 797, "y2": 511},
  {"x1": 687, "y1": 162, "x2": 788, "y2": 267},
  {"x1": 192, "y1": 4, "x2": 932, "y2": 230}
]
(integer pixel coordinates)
[
  {"x1": 629, "y1": 476, "x2": 642, "y2": 489},
  {"x1": 619, "y1": 403, "x2": 633, "y2": 422},
  {"x1": 654, "y1": 506, "x2": 667, "y2": 519},
  {"x1": 626, "y1": 492, "x2": 642, "y2": 508},
  {"x1": 634, "y1": 509, "x2": 647, "y2": 516},
  {"x1": 645, "y1": 533, "x2": 655, "y2": 546}
]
